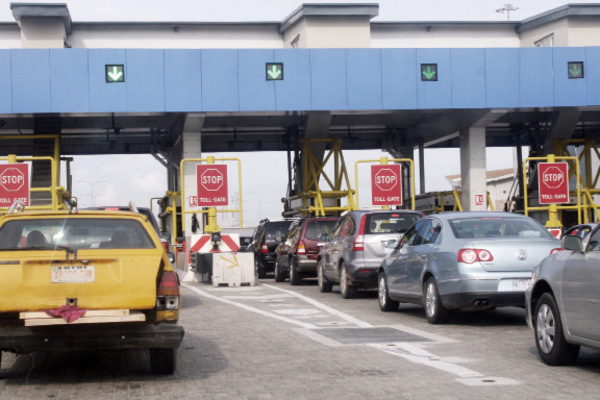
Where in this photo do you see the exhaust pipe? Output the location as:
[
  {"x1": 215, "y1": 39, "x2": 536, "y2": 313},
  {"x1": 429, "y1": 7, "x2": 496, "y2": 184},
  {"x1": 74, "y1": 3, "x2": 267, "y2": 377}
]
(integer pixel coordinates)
[{"x1": 473, "y1": 299, "x2": 490, "y2": 307}]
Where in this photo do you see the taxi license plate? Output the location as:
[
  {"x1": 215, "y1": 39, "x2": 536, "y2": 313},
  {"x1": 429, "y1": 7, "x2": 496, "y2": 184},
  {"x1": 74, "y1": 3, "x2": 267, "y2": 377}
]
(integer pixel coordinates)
[
  {"x1": 51, "y1": 265, "x2": 95, "y2": 283},
  {"x1": 498, "y1": 278, "x2": 531, "y2": 292}
]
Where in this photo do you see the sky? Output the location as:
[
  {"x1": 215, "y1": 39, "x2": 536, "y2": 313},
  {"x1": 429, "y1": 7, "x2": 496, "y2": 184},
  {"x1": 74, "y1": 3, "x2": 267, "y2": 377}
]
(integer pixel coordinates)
[{"x1": 5, "y1": 0, "x2": 592, "y2": 227}]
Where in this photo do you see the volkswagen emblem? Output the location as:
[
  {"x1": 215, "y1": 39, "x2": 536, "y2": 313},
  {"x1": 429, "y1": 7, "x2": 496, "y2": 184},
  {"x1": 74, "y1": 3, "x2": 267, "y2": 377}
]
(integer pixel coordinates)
[{"x1": 517, "y1": 249, "x2": 527, "y2": 260}]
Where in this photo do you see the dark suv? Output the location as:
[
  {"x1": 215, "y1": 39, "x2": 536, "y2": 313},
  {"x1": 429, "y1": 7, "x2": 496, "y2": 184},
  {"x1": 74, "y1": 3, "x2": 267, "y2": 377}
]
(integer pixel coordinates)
[
  {"x1": 249, "y1": 219, "x2": 295, "y2": 278},
  {"x1": 274, "y1": 217, "x2": 339, "y2": 284}
]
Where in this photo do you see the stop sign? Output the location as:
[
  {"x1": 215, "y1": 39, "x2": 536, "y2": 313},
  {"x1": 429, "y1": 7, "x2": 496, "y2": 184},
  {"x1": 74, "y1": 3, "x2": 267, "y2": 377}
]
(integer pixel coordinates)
[
  {"x1": 196, "y1": 164, "x2": 228, "y2": 206},
  {"x1": 371, "y1": 164, "x2": 402, "y2": 206},
  {"x1": 538, "y1": 162, "x2": 569, "y2": 204},
  {"x1": 0, "y1": 163, "x2": 30, "y2": 207}
]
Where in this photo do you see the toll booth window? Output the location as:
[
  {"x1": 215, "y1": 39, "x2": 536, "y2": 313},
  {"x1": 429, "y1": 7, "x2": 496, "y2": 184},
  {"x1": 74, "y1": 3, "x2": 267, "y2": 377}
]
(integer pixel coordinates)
[{"x1": 0, "y1": 218, "x2": 155, "y2": 250}]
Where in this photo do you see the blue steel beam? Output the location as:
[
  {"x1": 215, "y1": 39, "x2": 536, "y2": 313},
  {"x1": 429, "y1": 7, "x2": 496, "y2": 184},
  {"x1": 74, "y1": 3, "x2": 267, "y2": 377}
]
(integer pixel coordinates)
[{"x1": 0, "y1": 47, "x2": 599, "y2": 114}]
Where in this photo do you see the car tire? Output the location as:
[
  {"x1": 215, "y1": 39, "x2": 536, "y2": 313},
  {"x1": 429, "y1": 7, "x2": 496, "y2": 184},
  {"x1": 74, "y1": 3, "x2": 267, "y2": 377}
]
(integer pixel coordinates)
[
  {"x1": 255, "y1": 258, "x2": 266, "y2": 279},
  {"x1": 274, "y1": 260, "x2": 285, "y2": 282},
  {"x1": 340, "y1": 262, "x2": 357, "y2": 299},
  {"x1": 423, "y1": 277, "x2": 449, "y2": 324},
  {"x1": 290, "y1": 259, "x2": 302, "y2": 286},
  {"x1": 534, "y1": 292, "x2": 580, "y2": 366},
  {"x1": 317, "y1": 259, "x2": 332, "y2": 293},
  {"x1": 378, "y1": 272, "x2": 399, "y2": 311},
  {"x1": 150, "y1": 348, "x2": 176, "y2": 375}
]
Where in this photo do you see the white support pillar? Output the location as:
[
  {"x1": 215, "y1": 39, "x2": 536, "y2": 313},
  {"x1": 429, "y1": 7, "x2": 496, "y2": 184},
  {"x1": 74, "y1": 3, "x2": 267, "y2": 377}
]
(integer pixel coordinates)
[
  {"x1": 182, "y1": 116, "x2": 204, "y2": 236},
  {"x1": 459, "y1": 127, "x2": 487, "y2": 211}
]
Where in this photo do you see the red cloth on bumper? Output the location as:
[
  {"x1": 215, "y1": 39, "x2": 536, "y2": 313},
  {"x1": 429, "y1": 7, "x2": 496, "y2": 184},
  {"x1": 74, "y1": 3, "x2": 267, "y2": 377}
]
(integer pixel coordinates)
[{"x1": 44, "y1": 305, "x2": 87, "y2": 323}]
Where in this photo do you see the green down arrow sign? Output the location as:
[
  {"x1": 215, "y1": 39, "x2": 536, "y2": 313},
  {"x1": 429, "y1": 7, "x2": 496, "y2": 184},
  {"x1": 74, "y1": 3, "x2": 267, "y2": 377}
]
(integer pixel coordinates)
[
  {"x1": 421, "y1": 64, "x2": 438, "y2": 81},
  {"x1": 568, "y1": 62, "x2": 584, "y2": 79},
  {"x1": 266, "y1": 63, "x2": 283, "y2": 81},
  {"x1": 105, "y1": 64, "x2": 125, "y2": 83}
]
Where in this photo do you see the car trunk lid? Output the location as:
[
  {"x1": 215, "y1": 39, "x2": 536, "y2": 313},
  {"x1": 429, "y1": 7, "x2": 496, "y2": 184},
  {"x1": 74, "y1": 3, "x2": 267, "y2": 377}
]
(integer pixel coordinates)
[
  {"x1": 0, "y1": 249, "x2": 162, "y2": 312},
  {"x1": 466, "y1": 238, "x2": 558, "y2": 272}
]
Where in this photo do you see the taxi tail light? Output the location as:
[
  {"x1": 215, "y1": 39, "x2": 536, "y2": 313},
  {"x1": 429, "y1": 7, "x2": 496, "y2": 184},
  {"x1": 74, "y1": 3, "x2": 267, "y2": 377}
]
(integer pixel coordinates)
[
  {"x1": 157, "y1": 270, "x2": 180, "y2": 311},
  {"x1": 260, "y1": 242, "x2": 269, "y2": 253},
  {"x1": 353, "y1": 215, "x2": 367, "y2": 251},
  {"x1": 550, "y1": 248, "x2": 563, "y2": 255},
  {"x1": 457, "y1": 248, "x2": 494, "y2": 264},
  {"x1": 160, "y1": 238, "x2": 170, "y2": 253},
  {"x1": 297, "y1": 240, "x2": 306, "y2": 255}
]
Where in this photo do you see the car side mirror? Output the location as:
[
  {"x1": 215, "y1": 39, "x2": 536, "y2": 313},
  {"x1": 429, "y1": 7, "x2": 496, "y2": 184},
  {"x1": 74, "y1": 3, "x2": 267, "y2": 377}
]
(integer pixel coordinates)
[
  {"x1": 167, "y1": 252, "x2": 176, "y2": 264},
  {"x1": 562, "y1": 235, "x2": 582, "y2": 252}
]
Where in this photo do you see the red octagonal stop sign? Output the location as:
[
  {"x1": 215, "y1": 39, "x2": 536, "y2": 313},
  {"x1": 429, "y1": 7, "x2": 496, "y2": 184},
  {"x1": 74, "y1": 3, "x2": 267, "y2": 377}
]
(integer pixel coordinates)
[
  {"x1": 538, "y1": 162, "x2": 569, "y2": 204},
  {"x1": 0, "y1": 163, "x2": 30, "y2": 207},
  {"x1": 371, "y1": 164, "x2": 402, "y2": 206},
  {"x1": 196, "y1": 164, "x2": 228, "y2": 206}
]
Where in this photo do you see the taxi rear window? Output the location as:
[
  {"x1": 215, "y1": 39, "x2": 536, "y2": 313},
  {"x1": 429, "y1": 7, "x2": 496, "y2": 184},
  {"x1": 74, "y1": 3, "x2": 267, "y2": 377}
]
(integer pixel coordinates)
[{"x1": 0, "y1": 218, "x2": 156, "y2": 250}]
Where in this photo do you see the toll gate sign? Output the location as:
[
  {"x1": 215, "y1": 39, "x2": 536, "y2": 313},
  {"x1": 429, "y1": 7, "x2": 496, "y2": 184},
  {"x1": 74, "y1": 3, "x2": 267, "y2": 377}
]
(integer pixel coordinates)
[
  {"x1": 538, "y1": 162, "x2": 569, "y2": 204},
  {"x1": 0, "y1": 163, "x2": 29, "y2": 207},
  {"x1": 371, "y1": 164, "x2": 402, "y2": 206},
  {"x1": 197, "y1": 164, "x2": 228, "y2": 206}
]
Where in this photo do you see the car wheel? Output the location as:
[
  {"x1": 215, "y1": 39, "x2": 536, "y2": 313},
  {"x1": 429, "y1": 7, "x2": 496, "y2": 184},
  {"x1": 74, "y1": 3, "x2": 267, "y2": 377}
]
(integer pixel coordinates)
[
  {"x1": 534, "y1": 292, "x2": 580, "y2": 365},
  {"x1": 378, "y1": 272, "x2": 399, "y2": 311},
  {"x1": 290, "y1": 259, "x2": 302, "y2": 286},
  {"x1": 150, "y1": 348, "x2": 176, "y2": 375},
  {"x1": 274, "y1": 260, "x2": 284, "y2": 282},
  {"x1": 340, "y1": 262, "x2": 357, "y2": 299},
  {"x1": 423, "y1": 277, "x2": 449, "y2": 324},
  {"x1": 317, "y1": 260, "x2": 332, "y2": 293},
  {"x1": 255, "y1": 258, "x2": 266, "y2": 279}
]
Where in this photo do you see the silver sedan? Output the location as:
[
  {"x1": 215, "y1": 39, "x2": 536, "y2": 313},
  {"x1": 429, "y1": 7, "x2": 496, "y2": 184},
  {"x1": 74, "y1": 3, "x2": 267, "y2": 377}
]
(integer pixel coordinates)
[
  {"x1": 526, "y1": 223, "x2": 600, "y2": 365},
  {"x1": 378, "y1": 212, "x2": 561, "y2": 324}
]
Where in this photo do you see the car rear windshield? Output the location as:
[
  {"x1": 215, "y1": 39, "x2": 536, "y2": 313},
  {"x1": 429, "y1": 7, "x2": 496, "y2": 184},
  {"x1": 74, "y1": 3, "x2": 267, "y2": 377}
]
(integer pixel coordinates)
[
  {"x1": 304, "y1": 220, "x2": 337, "y2": 241},
  {"x1": 365, "y1": 213, "x2": 421, "y2": 234},
  {"x1": 449, "y1": 217, "x2": 553, "y2": 239},
  {"x1": 265, "y1": 221, "x2": 293, "y2": 241},
  {"x1": 0, "y1": 218, "x2": 156, "y2": 250}
]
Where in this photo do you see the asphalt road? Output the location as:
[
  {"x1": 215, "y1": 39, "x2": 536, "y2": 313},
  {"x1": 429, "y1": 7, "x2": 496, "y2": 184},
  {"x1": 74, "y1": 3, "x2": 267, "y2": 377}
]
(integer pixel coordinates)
[{"x1": 1, "y1": 277, "x2": 600, "y2": 399}]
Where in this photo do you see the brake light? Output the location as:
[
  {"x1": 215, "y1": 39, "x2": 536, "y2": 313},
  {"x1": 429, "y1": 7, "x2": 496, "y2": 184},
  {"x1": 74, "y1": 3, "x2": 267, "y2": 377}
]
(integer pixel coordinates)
[
  {"x1": 156, "y1": 270, "x2": 179, "y2": 311},
  {"x1": 297, "y1": 240, "x2": 306, "y2": 255},
  {"x1": 260, "y1": 243, "x2": 269, "y2": 253},
  {"x1": 157, "y1": 270, "x2": 179, "y2": 296},
  {"x1": 457, "y1": 248, "x2": 494, "y2": 263},
  {"x1": 160, "y1": 238, "x2": 170, "y2": 253},
  {"x1": 550, "y1": 248, "x2": 563, "y2": 255},
  {"x1": 353, "y1": 215, "x2": 367, "y2": 251}
]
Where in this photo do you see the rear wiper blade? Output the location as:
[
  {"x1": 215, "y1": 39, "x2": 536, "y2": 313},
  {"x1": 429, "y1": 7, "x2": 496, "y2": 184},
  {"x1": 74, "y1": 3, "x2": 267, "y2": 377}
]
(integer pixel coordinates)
[{"x1": 25, "y1": 245, "x2": 75, "y2": 254}]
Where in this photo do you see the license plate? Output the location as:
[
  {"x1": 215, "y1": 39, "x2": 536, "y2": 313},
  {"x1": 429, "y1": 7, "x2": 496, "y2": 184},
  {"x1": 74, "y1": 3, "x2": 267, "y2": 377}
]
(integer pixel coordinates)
[
  {"x1": 498, "y1": 278, "x2": 531, "y2": 292},
  {"x1": 51, "y1": 265, "x2": 95, "y2": 283}
]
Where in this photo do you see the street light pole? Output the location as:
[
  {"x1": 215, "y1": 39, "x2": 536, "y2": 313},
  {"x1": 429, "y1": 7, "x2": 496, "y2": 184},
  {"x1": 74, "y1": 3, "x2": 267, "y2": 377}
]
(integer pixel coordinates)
[{"x1": 78, "y1": 178, "x2": 107, "y2": 206}]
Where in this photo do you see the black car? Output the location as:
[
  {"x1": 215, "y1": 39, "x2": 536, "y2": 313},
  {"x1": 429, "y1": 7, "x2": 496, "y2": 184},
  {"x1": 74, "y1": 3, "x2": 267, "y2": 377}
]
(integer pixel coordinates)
[{"x1": 249, "y1": 219, "x2": 295, "y2": 278}]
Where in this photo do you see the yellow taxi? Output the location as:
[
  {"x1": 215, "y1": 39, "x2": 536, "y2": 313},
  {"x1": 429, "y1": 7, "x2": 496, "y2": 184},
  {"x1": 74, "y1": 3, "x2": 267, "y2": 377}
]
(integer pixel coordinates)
[{"x1": 0, "y1": 206, "x2": 184, "y2": 375}]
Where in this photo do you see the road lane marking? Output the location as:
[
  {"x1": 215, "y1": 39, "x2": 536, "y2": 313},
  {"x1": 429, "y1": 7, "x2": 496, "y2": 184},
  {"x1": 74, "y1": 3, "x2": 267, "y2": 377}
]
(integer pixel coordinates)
[
  {"x1": 183, "y1": 283, "x2": 319, "y2": 329},
  {"x1": 262, "y1": 283, "x2": 373, "y2": 328}
]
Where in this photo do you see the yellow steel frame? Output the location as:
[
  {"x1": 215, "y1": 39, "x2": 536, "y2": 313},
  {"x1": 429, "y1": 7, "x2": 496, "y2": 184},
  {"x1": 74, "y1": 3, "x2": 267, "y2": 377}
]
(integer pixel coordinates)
[
  {"x1": 152, "y1": 190, "x2": 180, "y2": 245},
  {"x1": 0, "y1": 134, "x2": 72, "y2": 212},
  {"x1": 523, "y1": 154, "x2": 582, "y2": 227},
  {"x1": 289, "y1": 139, "x2": 356, "y2": 217},
  {"x1": 179, "y1": 156, "x2": 242, "y2": 234},
  {"x1": 555, "y1": 139, "x2": 600, "y2": 223},
  {"x1": 354, "y1": 157, "x2": 416, "y2": 210},
  {"x1": 416, "y1": 191, "x2": 495, "y2": 214}
]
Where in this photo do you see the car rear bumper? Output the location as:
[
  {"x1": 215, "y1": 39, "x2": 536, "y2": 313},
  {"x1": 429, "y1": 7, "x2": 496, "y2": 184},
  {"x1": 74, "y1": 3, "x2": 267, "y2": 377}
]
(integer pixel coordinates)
[
  {"x1": 0, "y1": 322, "x2": 184, "y2": 354},
  {"x1": 440, "y1": 291, "x2": 526, "y2": 311}
]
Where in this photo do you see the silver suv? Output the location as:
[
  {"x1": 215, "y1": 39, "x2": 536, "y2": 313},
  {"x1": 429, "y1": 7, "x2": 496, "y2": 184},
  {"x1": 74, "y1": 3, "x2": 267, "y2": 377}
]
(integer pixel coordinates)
[{"x1": 317, "y1": 209, "x2": 423, "y2": 298}]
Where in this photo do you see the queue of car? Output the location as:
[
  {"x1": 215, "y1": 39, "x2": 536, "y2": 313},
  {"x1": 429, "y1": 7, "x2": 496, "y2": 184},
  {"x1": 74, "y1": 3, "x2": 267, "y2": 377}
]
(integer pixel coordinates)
[{"x1": 256, "y1": 208, "x2": 600, "y2": 367}]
